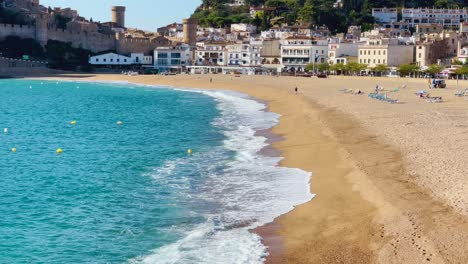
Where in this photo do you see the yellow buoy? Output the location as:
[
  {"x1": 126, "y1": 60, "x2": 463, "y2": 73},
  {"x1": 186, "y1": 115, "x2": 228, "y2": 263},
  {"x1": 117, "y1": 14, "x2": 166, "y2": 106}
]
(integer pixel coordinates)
[
  {"x1": 56, "y1": 148, "x2": 63, "y2": 154},
  {"x1": 70, "y1": 120, "x2": 77, "y2": 125},
  {"x1": 11, "y1": 148, "x2": 17, "y2": 152},
  {"x1": 117, "y1": 121, "x2": 123, "y2": 125},
  {"x1": 187, "y1": 149, "x2": 193, "y2": 154}
]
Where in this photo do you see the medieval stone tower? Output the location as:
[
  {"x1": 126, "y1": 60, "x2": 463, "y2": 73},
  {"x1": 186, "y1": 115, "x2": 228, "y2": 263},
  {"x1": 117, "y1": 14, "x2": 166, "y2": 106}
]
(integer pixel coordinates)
[
  {"x1": 111, "y1": 6, "x2": 126, "y2": 28},
  {"x1": 183, "y1": 18, "x2": 198, "y2": 46}
]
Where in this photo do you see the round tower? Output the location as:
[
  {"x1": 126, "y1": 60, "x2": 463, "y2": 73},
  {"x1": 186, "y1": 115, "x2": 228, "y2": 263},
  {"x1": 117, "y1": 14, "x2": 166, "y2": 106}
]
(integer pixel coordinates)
[
  {"x1": 111, "y1": 6, "x2": 126, "y2": 28},
  {"x1": 183, "y1": 18, "x2": 198, "y2": 46}
]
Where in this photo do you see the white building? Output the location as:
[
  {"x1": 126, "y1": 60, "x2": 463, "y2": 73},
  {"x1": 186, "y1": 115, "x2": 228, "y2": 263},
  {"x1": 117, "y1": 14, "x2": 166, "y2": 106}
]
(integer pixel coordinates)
[
  {"x1": 358, "y1": 38, "x2": 414, "y2": 67},
  {"x1": 227, "y1": 0, "x2": 245, "y2": 7},
  {"x1": 372, "y1": 8, "x2": 398, "y2": 23},
  {"x1": 280, "y1": 37, "x2": 328, "y2": 72},
  {"x1": 458, "y1": 46, "x2": 468, "y2": 64},
  {"x1": 226, "y1": 39, "x2": 262, "y2": 67},
  {"x1": 231, "y1": 23, "x2": 257, "y2": 33},
  {"x1": 89, "y1": 53, "x2": 152, "y2": 66},
  {"x1": 328, "y1": 38, "x2": 360, "y2": 64},
  {"x1": 195, "y1": 40, "x2": 229, "y2": 66},
  {"x1": 154, "y1": 44, "x2": 191, "y2": 71},
  {"x1": 402, "y1": 8, "x2": 468, "y2": 29}
]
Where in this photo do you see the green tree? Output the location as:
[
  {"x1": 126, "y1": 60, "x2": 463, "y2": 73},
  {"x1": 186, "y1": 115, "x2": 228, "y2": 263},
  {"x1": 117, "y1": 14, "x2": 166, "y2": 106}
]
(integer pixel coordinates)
[
  {"x1": 398, "y1": 64, "x2": 420, "y2": 77},
  {"x1": 425, "y1": 64, "x2": 442, "y2": 77},
  {"x1": 329, "y1": 63, "x2": 346, "y2": 74},
  {"x1": 346, "y1": 62, "x2": 367, "y2": 75},
  {"x1": 298, "y1": 0, "x2": 314, "y2": 23},
  {"x1": 372, "y1": 64, "x2": 389, "y2": 76},
  {"x1": 0, "y1": 36, "x2": 44, "y2": 59}
]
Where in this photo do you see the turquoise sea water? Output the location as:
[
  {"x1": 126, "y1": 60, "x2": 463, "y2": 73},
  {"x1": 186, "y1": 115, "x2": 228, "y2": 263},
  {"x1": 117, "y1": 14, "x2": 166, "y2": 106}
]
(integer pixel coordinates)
[{"x1": 0, "y1": 80, "x2": 312, "y2": 263}]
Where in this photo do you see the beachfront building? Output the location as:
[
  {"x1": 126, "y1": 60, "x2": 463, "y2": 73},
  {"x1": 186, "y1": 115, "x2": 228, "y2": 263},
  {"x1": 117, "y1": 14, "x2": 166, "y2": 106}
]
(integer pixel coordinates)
[
  {"x1": 260, "y1": 39, "x2": 282, "y2": 73},
  {"x1": 358, "y1": 38, "x2": 414, "y2": 68},
  {"x1": 372, "y1": 8, "x2": 398, "y2": 24},
  {"x1": 416, "y1": 32, "x2": 459, "y2": 67},
  {"x1": 328, "y1": 38, "x2": 359, "y2": 65},
  {"x1": 153, "y1": 44, "x2": 191, "y2": 71},
  {"x1": 226, "y1": 40, "x2": 262, "y2": 67},
  {"x1": 280, "y1": 36, "x2": 328, "y2": 72},
  {"x1": 402, "y1": 8, "x2": 468, "y2": 29},
  {"x1": 89, "y1": 52, "x2": 153, "y2": 67},
  {"x1": 195, "y1": 40, "x2": 229, "y2": 66}
]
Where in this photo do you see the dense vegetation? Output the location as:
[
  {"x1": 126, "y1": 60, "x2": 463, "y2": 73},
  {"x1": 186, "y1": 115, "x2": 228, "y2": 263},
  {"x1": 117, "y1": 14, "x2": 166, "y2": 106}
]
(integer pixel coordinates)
[
  {"x1": 192, "y1": 0, "x2": 468, "y2": 33},
  {"x1": 0, "y1": 36, "x2": 92, "y2": 71}
]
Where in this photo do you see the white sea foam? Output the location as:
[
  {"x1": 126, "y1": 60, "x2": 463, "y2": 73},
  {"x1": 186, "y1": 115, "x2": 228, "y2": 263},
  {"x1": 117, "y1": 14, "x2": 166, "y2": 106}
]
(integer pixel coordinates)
[{"x1": 131, "y1": 89, "x2": 314, "y2": 264}]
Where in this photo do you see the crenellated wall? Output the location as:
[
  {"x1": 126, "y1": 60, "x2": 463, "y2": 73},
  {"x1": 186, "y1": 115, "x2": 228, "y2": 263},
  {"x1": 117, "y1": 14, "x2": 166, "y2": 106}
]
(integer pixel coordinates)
[
  {"x1": 0, "y1": 22, "x2": 163, "y2": 55},
  {"x1": 47, "y1": 28, "x2": 116, "y2": 52},
  {"x1": 0, "y1": 23, "x2": 35, "y2": 40}
]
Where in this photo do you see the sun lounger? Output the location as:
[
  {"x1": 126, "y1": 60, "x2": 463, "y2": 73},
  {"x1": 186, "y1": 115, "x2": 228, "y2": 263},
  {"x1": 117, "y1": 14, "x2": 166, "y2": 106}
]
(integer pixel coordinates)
[{"x1": 426, "y1": 97, "x2": 443, "y2": 103}]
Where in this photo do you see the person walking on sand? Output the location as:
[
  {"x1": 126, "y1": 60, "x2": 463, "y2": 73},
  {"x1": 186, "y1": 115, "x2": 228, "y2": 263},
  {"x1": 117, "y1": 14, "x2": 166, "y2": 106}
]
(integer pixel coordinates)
[
  {"x1": 210, "y1": 78, "x2": 213, "y2": 83},
  {"x1": 295, "y1": 86, "x2": 298, "y2": 95}
]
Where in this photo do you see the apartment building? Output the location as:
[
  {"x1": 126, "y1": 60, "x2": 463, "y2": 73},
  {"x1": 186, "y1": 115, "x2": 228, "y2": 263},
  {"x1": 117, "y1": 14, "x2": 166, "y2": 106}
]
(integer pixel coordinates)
[
  {"x1": 195, "y1": 40, "x2": 229, "y2": 66},
  {"x1": 402, "y1": 8, "x2": 468, "y2": 29},
  {"x1": 358, "y1": 38, "x2": 414, "y2": 67},
  {"x1": 372, "y1": 8, "x2": 398, "y2": 23},
  {"x1": 280, "y1": 37, "x2": 328, "y2": 72},
  {"x1": 153, "y1": 44, "x2": 191, "y2": 70},
  {"x1": 328, "y1": 38, "x2": 359, "y2": 65},
  {"x1": 415, "y1": 32, "x2": 459, "y2": 66}
]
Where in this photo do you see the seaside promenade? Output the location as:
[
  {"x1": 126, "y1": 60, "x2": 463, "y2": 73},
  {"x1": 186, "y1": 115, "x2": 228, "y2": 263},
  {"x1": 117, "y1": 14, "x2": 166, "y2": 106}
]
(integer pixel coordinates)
[{"x1": 30, "y1": 74, "x2": 468, "y2": 264}]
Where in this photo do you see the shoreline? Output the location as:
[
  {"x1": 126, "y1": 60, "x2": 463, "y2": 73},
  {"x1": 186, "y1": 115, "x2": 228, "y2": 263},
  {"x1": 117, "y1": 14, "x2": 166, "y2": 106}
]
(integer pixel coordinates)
[{"x1": 25, "y1": 74, "x2": 468, "y2": 263}]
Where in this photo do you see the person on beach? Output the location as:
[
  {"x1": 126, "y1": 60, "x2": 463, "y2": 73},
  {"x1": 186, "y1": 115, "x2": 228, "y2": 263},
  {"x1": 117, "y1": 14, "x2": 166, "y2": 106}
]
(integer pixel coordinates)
[
  {"x1": 295, "y1": 86, "x2": 298, "y2": 95},
  {"x1": 210, "y1": 78, "x2": 213, "y2": 83}
]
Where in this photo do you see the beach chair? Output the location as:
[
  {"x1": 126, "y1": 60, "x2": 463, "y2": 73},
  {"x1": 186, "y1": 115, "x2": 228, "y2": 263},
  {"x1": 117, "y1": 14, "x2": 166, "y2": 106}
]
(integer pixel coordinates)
[{"x1": 426, "y1": 97, "x2": 443, "y2": 103}]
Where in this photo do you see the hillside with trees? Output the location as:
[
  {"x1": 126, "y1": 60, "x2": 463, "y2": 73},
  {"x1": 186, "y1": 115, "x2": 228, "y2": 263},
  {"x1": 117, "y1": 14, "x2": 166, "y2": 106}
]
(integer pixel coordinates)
[{"x1": 192, "y1": 0, "x2": 467, "y2": 33}]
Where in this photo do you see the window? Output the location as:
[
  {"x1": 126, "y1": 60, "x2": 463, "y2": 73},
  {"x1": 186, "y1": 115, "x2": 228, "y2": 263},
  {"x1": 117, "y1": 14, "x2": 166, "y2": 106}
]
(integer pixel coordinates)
[
  {"x1": 96, "y1": 58, "x2": 99, "y2": 62},
  {"x1": 158, "y1": 53, "x2": 168, "y2": 59},
  {"x1": 374, "y1": 50, "x2": 376, "y2": 55},
  {"x1": 378, "y1": 50, "x2": 381, "y2": 55},
  {"x1": 383, "y1": 59, "x2": 386, "y2": 64},
  {"x1": 419, "y1": 53, "x2": 422, "y2": 58},
  {"x1": 104, "y1": 59, "x2": 107, "y2": 62},
  {"x1": 110, "y1": 59, "x2": 113, "y2": 62},
  {"x1": 117, "y1": 59, "x2": 120, "y2": 62},
  {"x1": 124, "y1": 59, "x2": 127, "y2": 62},
  {"x1": 383, "y1": 50, "x2": 386, "y2": 55},
  {"x1": 378, "y1": 59, "x2": 380, "y2": 63},
  {"x1": 360, "y1": 50, "x2": 362, "y2": 55},
  {"x1": 171, "y1": 53, "x2": 181, "y2": 58},
  {"x1": 136, "y1": 57, "x2": 139, "y2": 63}
]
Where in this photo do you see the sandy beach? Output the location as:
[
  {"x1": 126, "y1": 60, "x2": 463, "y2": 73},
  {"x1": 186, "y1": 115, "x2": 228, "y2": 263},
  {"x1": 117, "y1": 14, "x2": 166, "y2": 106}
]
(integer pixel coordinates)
[{"x1": 31, "y1": 74, "x2": 468, "y2": 263}]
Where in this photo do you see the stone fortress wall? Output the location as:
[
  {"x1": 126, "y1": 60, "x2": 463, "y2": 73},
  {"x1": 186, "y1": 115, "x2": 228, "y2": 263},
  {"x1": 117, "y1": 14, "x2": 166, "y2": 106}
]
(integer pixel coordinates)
[{"x1": 0, "y1": 22, "x2": 160, "y2": 54}]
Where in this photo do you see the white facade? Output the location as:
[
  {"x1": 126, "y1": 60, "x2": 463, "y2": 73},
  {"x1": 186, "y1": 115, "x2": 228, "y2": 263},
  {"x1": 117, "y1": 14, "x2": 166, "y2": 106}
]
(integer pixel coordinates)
[
  {"x1": 89, "y1": 53, "x2": 132, "y2": 65},
  {"x1": 280, "y1": 37, "x2": 328, "y2": 72},
  {"x1": 227, "y1": 0, "x2": 245, "y2": 7},
  {"x1": 226, "y1": 40, "x2": 262, "y2": 66},
  {"x1": 372, "y1": 8, "x2": 398, "y2": 23},
  {"x1": 458, "y1": 47, "x2": 468, "y2": 64},
  {"x1": 89, "y1": 53, "x2": 153, "y2": 66},
  {"x1": 328, "y1": 39, "x2": 359, "y2": 64},
  {"x1": 231, "y1": 23, "x2": 257, "y2": 33},
  {"x1": 402, "y1": 8, "x2": 468, "y2": 28},
  {"x1": 130, "y1": 53, "x2": 153, "y2": 65},
  {"x1": 195, "y1": 42, "x2": 228, "y2": 66},
  {"x1": 154, "y1": 44, "x2": 191, "y2": 69}
]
